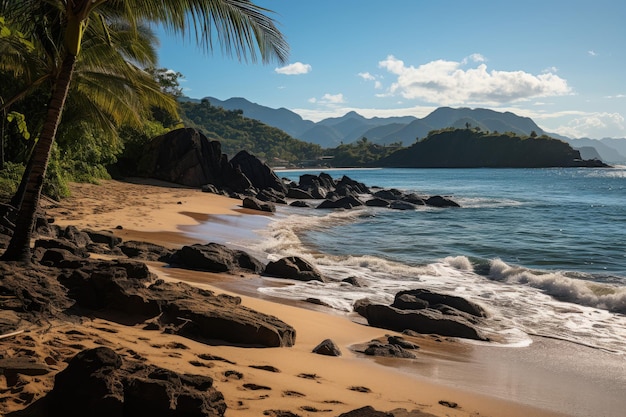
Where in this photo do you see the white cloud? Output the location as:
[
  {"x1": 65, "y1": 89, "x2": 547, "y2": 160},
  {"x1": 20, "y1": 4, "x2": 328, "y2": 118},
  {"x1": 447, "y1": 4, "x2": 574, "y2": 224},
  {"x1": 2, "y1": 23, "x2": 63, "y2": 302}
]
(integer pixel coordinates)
[
  {"x1": 320, "y1": 93, "x2": 345, "y2": 104},
  {"x1": 307, "y1": 93, "x2": 345, "y2": 106},
  {"x1": 552, "y1": 112, "x2": 625, "y2": 138},
  {"x1": 275, "y1": 62, "x2": 312, "y2": 75},
  {"x1": 291, "y1": 104, "x2": 437, "y2": 123},
  {"x1": 588, "y1": 50, "x2": 598, "y2": 57},
  {"x1": 462, "y1": 53, "x2": 486, "y2": 64},
  {"x1": 359, "y1": 72, "x2": 384, "y2": 90},
  {"x1": 378, "y1": 55, "x2": 572, "y2": 106}
]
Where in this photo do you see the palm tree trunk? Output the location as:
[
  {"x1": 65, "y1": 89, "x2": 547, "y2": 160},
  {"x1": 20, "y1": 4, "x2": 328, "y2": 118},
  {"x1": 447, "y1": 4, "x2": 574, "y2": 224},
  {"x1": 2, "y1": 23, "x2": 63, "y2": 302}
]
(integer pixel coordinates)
[{"x1": 1, "y1": 53, "x2": 77, "y2": 263}]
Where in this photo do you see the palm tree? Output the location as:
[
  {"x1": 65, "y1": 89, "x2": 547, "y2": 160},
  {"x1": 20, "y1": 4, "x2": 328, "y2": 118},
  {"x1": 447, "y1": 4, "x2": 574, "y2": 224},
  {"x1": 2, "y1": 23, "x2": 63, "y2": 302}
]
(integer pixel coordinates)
[
  {"x1": 0, "y1": 0, "x2": 288, "y2": 262},
  {"x1": 2, "y1": 11, "x2": 180, "y2": 211}
]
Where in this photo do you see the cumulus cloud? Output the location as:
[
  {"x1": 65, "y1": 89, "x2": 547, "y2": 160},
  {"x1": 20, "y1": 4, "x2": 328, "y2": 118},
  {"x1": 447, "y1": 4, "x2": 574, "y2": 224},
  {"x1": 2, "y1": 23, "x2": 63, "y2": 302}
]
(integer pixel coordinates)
[
  {"x1": 588, "y1": 50, "x2": 598, "y2": 56},
  {"x1": 358, "y1": 72, "x2": 383, "y2": 89},
  {"x1": 308, "y1": 93, "x2": 346, "y2": 106},
  {"x1": 553, "y1": 112, "x2": 625, "y2": 138},
  {"x1": 275, "y1": 62, "x2": 312, "y2": 75},
  {"x1": 358, "y1": 72, "x2": 376, "y2": 81},
  {"x1": 378, "y1": 55, "x2": 572, "y2": 106}
]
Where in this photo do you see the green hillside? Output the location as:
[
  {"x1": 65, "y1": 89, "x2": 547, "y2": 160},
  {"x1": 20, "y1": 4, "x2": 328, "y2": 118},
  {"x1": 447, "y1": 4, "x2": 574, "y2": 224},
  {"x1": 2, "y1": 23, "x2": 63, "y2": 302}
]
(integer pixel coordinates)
[{"x1": 179, "y1": 99, "x2": 322, "y2": 165}]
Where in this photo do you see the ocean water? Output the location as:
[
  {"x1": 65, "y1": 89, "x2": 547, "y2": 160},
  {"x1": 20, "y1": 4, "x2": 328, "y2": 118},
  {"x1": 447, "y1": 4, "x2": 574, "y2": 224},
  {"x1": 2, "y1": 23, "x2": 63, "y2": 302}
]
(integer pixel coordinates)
[{"x1": 207, "y1": 167, "x2": 626, "y2": 354}]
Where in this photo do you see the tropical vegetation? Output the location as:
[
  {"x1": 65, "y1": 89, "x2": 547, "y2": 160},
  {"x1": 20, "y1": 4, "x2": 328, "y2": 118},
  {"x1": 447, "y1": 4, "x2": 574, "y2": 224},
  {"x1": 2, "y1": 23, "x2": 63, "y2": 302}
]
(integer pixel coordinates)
[
  {"x1": 179, "y1": 99, "x2": 322, "y2": 165},
  {"x1": 0, "y1": 0, "x2": 288, "y2": 262}
]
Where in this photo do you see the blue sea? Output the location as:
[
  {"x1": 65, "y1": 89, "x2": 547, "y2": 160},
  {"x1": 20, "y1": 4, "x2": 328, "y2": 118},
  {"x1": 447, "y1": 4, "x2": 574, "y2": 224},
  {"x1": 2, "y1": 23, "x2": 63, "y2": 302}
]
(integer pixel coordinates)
[{"x1": 204, "y1": 167, "x2": 626, "y2": 354}]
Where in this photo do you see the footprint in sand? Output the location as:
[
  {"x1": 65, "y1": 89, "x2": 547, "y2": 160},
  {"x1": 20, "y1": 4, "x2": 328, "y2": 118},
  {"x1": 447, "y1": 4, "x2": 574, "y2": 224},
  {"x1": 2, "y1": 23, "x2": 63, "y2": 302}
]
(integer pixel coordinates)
[
  {"x1": 282, "y1": 390, "x2": 305, "y2": 398},
  {"x1": 348, "y1": 386, "x2": 372, "y2": 393},
  {"x1": 249, "y1": 364, "x2": 281, "y2": 373},
  {"x1": 197, "y1": 353, "x2": 236, "y2": 364}
]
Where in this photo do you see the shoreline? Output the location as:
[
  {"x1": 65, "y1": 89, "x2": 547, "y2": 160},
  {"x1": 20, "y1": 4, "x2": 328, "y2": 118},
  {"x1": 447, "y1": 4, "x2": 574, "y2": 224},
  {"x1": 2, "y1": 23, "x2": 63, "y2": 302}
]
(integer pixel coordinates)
[{"x1": 41, "y1": 179, "x2": 626, "y2": 417}]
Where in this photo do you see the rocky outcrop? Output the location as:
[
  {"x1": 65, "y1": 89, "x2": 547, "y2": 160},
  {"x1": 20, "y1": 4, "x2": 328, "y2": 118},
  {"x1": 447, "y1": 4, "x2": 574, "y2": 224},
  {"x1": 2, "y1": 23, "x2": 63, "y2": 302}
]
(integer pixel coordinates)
[
  {"x1": 48, "y1": 253, "x2": 295, "y2": 347},
  {"x1": 354, "y1": 290, "x2": 488, "y2": 341},
  {"x1": 230, "y1": 150, "x2": 286, "y2": 194},
  {"x1": 264, "y1": 256, "x2": 325, "y2": 282},
  {"x1": 150, "y1": 280, "x2": 296, "y2": 347},
  {"x1": 119, "y1": 240, "x2": 174, "y2": 262},
  {"x1": 169, "y1": 243, "x2": 264, "y2": 274},
  {"x1": 285, "y1": 172, "x2": 460, "y2": 210},
  {"x1": 45, "y1": 347, "x2": 226, "y2": 417},
  {"x1": 136, "y1": 127, "x2": 251, "y2": 192},
  {"x1": 242, "y1": 197, "x2": 276, "y2": 213}
]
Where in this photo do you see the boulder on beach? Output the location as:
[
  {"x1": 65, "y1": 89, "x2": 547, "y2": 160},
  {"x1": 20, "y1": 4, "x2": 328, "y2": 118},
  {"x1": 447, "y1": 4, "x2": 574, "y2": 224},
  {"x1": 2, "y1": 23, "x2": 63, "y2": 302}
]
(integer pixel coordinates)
[
  {"x1": 136, "y1": 127, "x2": 251, "y2": 192},
  {"x1": 45, "y1": 347, "x2": 227, "y2": 417},
  {"x1": 354, "y1": 289, "x2": 488, "y2": 341},
  {"x1": 169, "y1": 242, "x2": 264, "y2": 274},
  {"x1": 243, "y1": 196, "x2": 276, "y2": 213},
  {"x1": 230, "y1": 150, "x2": 286, "y2": 194},
  {"x1": 264, "y1": 256, "x2": 325, "y2": 282}
]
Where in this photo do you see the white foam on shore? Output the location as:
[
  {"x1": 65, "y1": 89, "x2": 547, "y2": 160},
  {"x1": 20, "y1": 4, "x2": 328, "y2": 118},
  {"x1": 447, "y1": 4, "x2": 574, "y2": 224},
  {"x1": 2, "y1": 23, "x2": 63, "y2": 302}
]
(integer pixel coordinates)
[{"x1": 253, "y1": 209, "x2": 626, "y2": 354}]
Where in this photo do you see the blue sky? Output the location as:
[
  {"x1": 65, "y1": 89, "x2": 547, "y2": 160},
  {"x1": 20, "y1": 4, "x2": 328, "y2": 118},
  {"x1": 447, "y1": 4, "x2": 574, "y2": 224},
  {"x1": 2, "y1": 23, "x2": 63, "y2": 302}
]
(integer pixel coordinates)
[{"x1": 156, "y1": 0, "x2": 626, "y2": 139}]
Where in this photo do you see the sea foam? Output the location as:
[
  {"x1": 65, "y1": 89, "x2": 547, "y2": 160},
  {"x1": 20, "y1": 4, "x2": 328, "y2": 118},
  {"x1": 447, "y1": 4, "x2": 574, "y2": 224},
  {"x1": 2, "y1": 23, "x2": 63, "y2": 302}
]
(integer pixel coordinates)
[{"x1": 488, "y1": 258, "x2": 626, "y2": 314}]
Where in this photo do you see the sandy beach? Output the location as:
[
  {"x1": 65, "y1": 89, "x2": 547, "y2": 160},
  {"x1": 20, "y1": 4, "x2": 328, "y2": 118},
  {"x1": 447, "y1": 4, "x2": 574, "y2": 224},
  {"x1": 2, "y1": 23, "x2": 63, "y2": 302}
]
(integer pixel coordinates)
[{"x1": 3, "y1": 179, "x2": 623, "y2": 417}]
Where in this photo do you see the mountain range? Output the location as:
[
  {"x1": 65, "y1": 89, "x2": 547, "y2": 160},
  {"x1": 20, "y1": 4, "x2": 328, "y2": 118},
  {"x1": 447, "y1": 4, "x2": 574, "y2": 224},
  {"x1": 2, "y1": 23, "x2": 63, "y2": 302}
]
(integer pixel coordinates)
[{"x1": 187, "y1": 96, "x2": 626, "y2": 163}]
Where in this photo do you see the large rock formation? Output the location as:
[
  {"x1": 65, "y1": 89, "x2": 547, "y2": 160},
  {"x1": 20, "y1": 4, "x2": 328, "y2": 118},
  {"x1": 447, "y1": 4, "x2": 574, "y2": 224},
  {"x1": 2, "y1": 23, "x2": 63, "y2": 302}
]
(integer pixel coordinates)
[
  {"x1": 354, "y1": 289, "x2": 488, "y2": 341},
  {"x1": 169, "y1": 242, "x2": 264, "y2": 274},
  {"x1": 136, "y1": 127, "x2": 251, "y2": 191},
  {"x1": 45, "y1": 347, "x2": 226, "y2": 417},
  {"x1": 230, "y1": 150, "x2": 286, "y2": 194}
]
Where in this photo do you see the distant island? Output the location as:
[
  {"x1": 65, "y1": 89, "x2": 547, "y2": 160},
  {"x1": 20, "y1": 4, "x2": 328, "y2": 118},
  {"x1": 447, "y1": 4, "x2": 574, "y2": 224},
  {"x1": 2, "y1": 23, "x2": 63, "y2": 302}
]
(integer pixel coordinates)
[{"x1": 376, "y1": 128, "x2": 608, "y2": 168}]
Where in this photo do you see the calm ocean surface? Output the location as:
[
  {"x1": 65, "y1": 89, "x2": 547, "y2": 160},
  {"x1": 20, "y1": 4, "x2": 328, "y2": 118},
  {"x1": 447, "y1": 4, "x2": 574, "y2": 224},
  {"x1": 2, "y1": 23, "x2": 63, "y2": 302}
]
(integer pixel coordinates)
[{"x1": 203, "y1": 167, "x2": 626, "y2": 354}]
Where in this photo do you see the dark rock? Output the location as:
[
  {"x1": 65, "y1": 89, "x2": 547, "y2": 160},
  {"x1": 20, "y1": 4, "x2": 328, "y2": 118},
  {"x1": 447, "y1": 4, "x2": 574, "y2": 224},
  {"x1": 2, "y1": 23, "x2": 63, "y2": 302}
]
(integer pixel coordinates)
[
  {"x1": 201, "y1": 184, "x2": 222, "y2": 195},
  {"x1": 342, "y1": 276, "x2": 367, "y2": 287},
  {"x1": 392, "y1": 294, "x2": 429, "y2": 310},
  {"x1": 373, "y1": 189, "x2": 403, "y2": 200},
  {"x1": 365, "y1": 198, "x2": 390, "y2": 207},
  {"x1": 387, "y1": 335, "x2": 420, "y2": 350},
  {"x1": 243, "y1": 197, "x2": 276, "y2": 213},
  {"x1": 362, "y1": 341, "x2": 416, "y2": 359},
  {"x1": 289, "y1": 200, "x2": 310, "y2": 208},
  {"x1": 62, "y1": 225, "x2": 93, "y2": 247},
  {"x1": 0, "y1": 262, "x2": 74, "y2": 314},
  {"x1": 230, "y1": 150, "x2": 286, "y2": 194},
  {"x1": 337, "y1": 175, "x2": 370, "y2": 194},
  {"x1": 57, "y1": 263, "x2": 159, "y2": 320},
  {"x1": 136, "y1": 127, "x2": 251, "y2": 192},
  {"x1": 356, "y1": 302, "x2": 487, "y2": 341},
  {"x1": 425, "y1": 195, "x2": 460, "y2": 208},
  {"x1": 389, "y1": 201, "x2": 416, "y2": 210},
  {"x1": 264, "y1": 256, "x2": 325, "y2": 282},
  {"x1": 119, "y1": 240, "x2": 174, "y2": 262},
  {"x1": 316, "y1": 196, "x2": 363, "y2": 210},
  {"x1": 34, "y1": 238, "x2": 89, "y2": 258},
  {"x1": 402, "y1": 193, "x2": 425, "y2": 205},
  {"x1": 46, "y1": 347, "x2": 226, "y2": 417},
  {"x1": 255, "y1": 189, "x2": 286, "y2": 204},
  {"x1": 152, "y1": 280, "x2": 296, "y2": 347},
  {"x1": 40, "y1": 248, "x2": 88, "y2": 269},
  {"x1": 286, "y1": 188, "x2": 314, "y2": 199},
  {"x1": 312, "y1": 339, "x2": 342, "y2": 356},
  {"x1": 392, "y1": 289, "x2": 487, "y2": 318},
  {"x1": 169, "y1": 243, "x2": 264, "y2": 274},
  {"x1": 338, "y1": 406, "x2": 394, "y2": 417},
  {"x1": 305, "y1": 298, "x2": 332, "y2": 307},
  {"x1": 83, "y1": 229, "x2": 123, "y2": 248}
]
